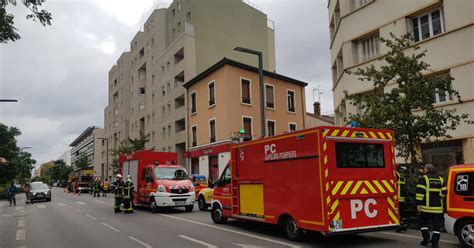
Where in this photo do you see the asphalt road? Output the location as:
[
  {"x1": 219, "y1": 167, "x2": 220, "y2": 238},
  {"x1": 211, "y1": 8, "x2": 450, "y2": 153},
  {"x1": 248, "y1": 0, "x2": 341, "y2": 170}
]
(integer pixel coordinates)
[{"x1": 0, "y1": 188, "x2": 462, "y2": 248}]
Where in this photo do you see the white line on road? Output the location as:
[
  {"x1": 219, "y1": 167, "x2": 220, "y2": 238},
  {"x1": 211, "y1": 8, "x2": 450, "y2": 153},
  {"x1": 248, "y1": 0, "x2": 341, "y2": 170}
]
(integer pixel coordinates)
[
  {"x1": 86, "y1": 214, "x2": 97, "y2": 220},
  {"x1": 36, "y1": 204, "x2": 46, "y2": 209},
  {"x1": 16, "y1": 229, "x2": 25, "y2": 241},
  {"x1": 18, "y1": 219, "x2": 25, "y2": 228},
  {"x1": 178, "y1": 235, "x2": 217, "y2": 248},
  {"x1": 75, "y1": 201, "x2": 87, "y2": 205},
  {"x1": 56, "y1": 202, "x2": 66, "y2": 207},
  {"x1": 160, "y1": 214, "x2": 299, "y2": 248},
  {"x1": 94, "y1": 199, "x2": 105, "y2": 203},
  {"x1": 380, "y1": 232, "x2": 458, "y2": 244},
  {"x1": 15, "y1": 206, "x2": 24, "y2": 211},
  {"x1": 101, "y1": 222, "x2": 120, "y2": 232},
  {"x1": 128, "y1": 236, "x2": 152, "y2": 248},
  {"x1": 72, "y1": 208, "x2": 83, "y2": 213}
]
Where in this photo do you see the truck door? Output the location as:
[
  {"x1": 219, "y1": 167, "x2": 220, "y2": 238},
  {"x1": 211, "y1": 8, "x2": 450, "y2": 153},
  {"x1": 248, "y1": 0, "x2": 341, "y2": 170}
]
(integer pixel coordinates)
[
  {"x1": 213, "y1": 165, "x2": 232, "y2": 215},
  {"x1": 328, "y1": 140, "x2": 399, "y2": 231},
  {"x1": 448, "y1": 168, "x2": 474, "y2": 213}
]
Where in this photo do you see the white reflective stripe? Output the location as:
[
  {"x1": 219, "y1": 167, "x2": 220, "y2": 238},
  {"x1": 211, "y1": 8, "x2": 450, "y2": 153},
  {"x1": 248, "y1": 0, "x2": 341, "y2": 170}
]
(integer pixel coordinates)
[
  {"x1": 420, "y1": 227, "x2": 429, "y2": 230},
  {"x1": 433, "y1": 231, "x2": 440, "y2": 234}
]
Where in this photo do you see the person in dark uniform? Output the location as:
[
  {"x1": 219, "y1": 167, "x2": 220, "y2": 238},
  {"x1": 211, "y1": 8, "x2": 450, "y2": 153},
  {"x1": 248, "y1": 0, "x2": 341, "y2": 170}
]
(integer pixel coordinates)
[
  {"x1": 113, "y1": 174, "x2": 124, "y2": 213},
  {"x1": 416, "y1": 164, "x2": 446, "y2": 248},
  {"x1": 396, "y1": 169, "x2": 408, "y2": 232},
  {"x1": 123, "y1": 175, "x2": 134, "y2": 214}
]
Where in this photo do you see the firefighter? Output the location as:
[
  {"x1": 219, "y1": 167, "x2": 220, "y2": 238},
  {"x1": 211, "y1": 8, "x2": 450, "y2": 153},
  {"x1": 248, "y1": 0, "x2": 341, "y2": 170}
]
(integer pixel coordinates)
[
  {"x1": 396, "y1": 168, "x2": 408, "y2": 232},
  {"x1": 416, "y1": 164, "x2": 446, "y2": 248},
  {"x1": 93, "y1": 178, "x2": 100, "y2": 197},
  {"x1": 102, "y1": 179, "x2": 109, "y2": 197},
  {"x1": 113, "y1": 174, "x2": 124, "y2": 213},
  {"x1": 123, "y1": 175, "x2": 134, "y2": 214}
]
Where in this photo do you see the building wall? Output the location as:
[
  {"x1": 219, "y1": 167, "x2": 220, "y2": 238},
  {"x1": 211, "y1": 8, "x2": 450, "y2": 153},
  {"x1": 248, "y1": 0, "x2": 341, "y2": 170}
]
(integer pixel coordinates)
[
  {"x1": 57, "y1": 151, "x2": 71, "y2": 166},
  {"x1": 329, "y1": 0, "x2": 474, "y2": 164}
]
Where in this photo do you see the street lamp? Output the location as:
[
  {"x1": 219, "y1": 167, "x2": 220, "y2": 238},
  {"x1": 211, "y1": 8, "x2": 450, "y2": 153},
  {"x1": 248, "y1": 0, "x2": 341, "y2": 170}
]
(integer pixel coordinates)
[
  {"x1": 233, "y1": 46, "x2": 266, "y2": 138},
  {"x1": 97, "y1": 138, "x2": 109, "y2": 181}
]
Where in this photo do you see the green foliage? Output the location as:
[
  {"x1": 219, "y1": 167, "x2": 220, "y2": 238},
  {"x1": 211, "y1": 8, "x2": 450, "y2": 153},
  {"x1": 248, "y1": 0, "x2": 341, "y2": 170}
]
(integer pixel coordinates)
[
  {"x1": 345, "y1": 34, "x2": 470, "y2": 164},
  {"x1": 0, "y1": 0, "x2": 52, "y2": 43},
  {"x1": 109, "y1": 135, "x2": 150, "y2": 173},
  {"x1": 0, "y1": 123, "x2": 36, "y2": 185},
  {"x1": 39, "y1": 159, "x2": 72, "y2": 185}
]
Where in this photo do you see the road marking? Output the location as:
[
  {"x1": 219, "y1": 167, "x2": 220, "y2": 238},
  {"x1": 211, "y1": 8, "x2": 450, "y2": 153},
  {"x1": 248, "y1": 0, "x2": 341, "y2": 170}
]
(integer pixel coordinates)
[
  {"x1": 18, "y1": 219, "x2": 25, "y2": 228},
  {"x1": 86, "y1": 214, "x2": 97, "y2": 220},
  {"x1": 379, "y1": 232, "x2": 458, "y2": 244},
  {"x1": 160, "y1": 214, "x2": 299, "y2": 247},
  {"x1": 75, "y1": 201, "x2": 87, "y2": 205},
  {"x1": 16, "y1": 229, "x2": 25, "y2": 240},
  {"x1": 72, "y1": 208, "x2": 83, "y2": 213},
  {"x1": 101, "y1": 222, "x2": 120, "y2": 232},
  {"x1": 94, "y1": 199, "x2": 105, "y2": 203},
  {"x1": 128, "y1": 236, "x2": 152, "y2": 248},
  {"x1": 15, "y1": 206, "x2": 24, "y2": 211},
  {"x1": 17, "y1": 246, "x2": 26, "y2": 248},
  {"x1": 234, "y1": 244, "x2": 266, "y2": 248},
  {"x1": 36, "y1": 204, "x2": 46, "y2": 209},
  {"x1": 56, "y1": 202, "x2": 66, "y2": 207},
  {"x1": 178, "y1": 235, "x2": 217, "y2": 248}
]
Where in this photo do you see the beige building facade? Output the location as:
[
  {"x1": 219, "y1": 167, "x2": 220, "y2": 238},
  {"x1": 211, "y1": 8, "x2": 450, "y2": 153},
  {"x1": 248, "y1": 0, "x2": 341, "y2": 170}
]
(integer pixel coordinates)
[
  {"x1": 104, "y1": 0, "x2": 276, "y2": 170},
  {"x1": 184, "y1": 58, "x2": 307, "y2": 180},
  {"x1": 328, "y1": 0, "x2": 474, "y2": 165}
]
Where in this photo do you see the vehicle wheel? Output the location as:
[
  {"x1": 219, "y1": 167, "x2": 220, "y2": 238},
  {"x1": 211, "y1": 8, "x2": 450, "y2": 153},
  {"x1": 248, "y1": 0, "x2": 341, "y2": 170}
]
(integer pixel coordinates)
[
  {"x1": 185, "y1": 205, "x2": 194, "y2": 212},
  {"x1": 47, "y1": 198, "x2": 51, "y2": 202},
  {"x1": 211, "y1": 204, "x2": 228, "y2": 224},
  {"x1": 150, "y1": 198, "x2": 159, "y2": 213},
  {"x1": 456, "y1": 219, "x2": 474, "y2": 248},
  {"x1": 198, "y1": 196, "x2": 208, "y2": 211},
  {"x1": 283, "y1": 216, "x2": 304, "y2": 241}
]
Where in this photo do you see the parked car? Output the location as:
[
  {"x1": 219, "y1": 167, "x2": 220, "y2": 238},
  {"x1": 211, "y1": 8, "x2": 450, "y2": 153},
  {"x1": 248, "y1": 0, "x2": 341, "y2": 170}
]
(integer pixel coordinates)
[
  {"x1": 445, "y1": 164, "x2": 474, "y2": 248},
  {"x1": 191, "y1": 174, "x2": 208, "y2": 199},
  {"x1": 28, "y1": 182, "x2": 51, "y2": 203},
  {"x1": 197, "y1": 187, "x2": 214, "y2": 211}
]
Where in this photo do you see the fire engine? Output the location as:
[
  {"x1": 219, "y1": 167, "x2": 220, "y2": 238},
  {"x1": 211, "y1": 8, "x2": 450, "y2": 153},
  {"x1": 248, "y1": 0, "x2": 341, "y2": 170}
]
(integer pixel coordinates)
[
  {"x1": 444, "y1": 164, "x2": 474, "y2": 248},
  {"x1": 119, "y1": 151, "x2": 195, "y2": 213},
  {"x1": 211, "y1": 126, "x2": 400, "y2": 241}
]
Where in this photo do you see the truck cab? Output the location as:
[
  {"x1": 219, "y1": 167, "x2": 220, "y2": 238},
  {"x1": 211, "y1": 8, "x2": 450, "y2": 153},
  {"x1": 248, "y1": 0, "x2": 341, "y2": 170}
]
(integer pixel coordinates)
[
  {"x1": 445, "y1": 164, "x2": 474, "y2": 248},
  {"x1": 119, "y1": 151, "x2": 195, "y2": 213}
]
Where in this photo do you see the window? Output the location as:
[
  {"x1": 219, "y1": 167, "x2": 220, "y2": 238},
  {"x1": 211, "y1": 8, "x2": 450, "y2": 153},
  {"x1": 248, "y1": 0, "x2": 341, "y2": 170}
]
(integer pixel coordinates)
[
  {"x1": 162, "y1": 127, "x2": 166, "y2": 138},
  {"x1": 267, "y1": 120, "x2": 275, "y2": 137},
  {"x1": 167, "y1": 125, "x2": 171, "y2": 137},
  {"x1": 352, "y1": 0, "x2": 372, "y2": 9},
  {"x1": 287, "y1": 90, "x2": 295, "y2": 112},
  {"x1": 139, "y1": 87, "x2": 145, "y2": 95},
  {"x1": 241, "y1": 79, "x2": 251, "y2": 104},
  {"x1": 289, "y1": 123, "x2": 297, "y2": 132},
  {"x1": 454, "y1": 173, "x2": 474, "y2": 196},
  {"x1": 172, "y1": 8, "x2": 175, "y2": 17},
  {"x1": 432, "y1": 73, "x2": 453, "y2": 104},
  {"x1": 243, "y1": 117, "x2": 252, "y2": 141},
  {"x1": 191, "y1": 126, "x2": 197, "y2": 147},
  {"x1": 208, "y1": 81, "x2": 215, "y2": 106},
  {"x1": 177, "y1": 22, "x2": 182, "y2": 32},
  {"x1": 336, "y1": 143, "x2": 385, "y2": 168},
  {"x1": 412, "y1": 9, "x2": 444, "y2": 42},
  {"x1": 358, "y1": 33, "x2": 379, "y2": 62},
  {"x1": 191, "y1": 92, "x2": 196, "y2": 114},
  {"x1": 172, "y1": 28, "x2": 176, "y2": 37},
  {"x1": 209, "y1": 119, "x2": 216, "y2": 143},
  {"x1": 265, "y1": 84, "x2": 275, "y2": 108},
  {"x1": 187, "y1": 11, "x2": 191, "y2": 22}
]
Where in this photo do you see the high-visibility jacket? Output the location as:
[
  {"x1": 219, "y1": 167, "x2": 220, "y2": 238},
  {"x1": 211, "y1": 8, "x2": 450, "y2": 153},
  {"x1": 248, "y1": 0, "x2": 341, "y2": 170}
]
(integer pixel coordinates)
[
  {"x1": 416, "y1": 173, "x2": 447, "y2": 213},
  {"x1": 123, "y1": 181, "x2": 134, "y2": 199},
  {"x1": 113, "y1": 180, "x2": 123, "y2": 198},
  {"x1": 396, "y1": 171, "x2": 406, "y2": 203},
  {"x1": 103, "y1": 182, "x2": 109, "y2": 191}
]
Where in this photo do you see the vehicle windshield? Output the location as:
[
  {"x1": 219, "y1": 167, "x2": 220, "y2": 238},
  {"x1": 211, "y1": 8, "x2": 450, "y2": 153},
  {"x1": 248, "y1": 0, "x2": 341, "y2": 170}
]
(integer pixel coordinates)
[
  {"x1": 155, "y1": 167, "x2": 188, "y2": 180},
  {"x1": 196, "y1": 177, "x2": 207, "y2": 184},
  {"x1": 32, "y1": 183, "x2": 49, "y2": 190}
]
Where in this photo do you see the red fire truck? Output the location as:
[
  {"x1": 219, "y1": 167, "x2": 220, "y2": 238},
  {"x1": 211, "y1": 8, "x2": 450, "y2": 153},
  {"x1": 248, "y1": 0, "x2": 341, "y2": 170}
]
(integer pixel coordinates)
[
  {"x1": 119, "y1": 151, "x2": 195, "y2": 213},
  {"x1": 444, "y1": 164, "x2": 474, "y2": 248},
  {"x1": 211, "y1": 126, "x2": 400, "y2": 241}
]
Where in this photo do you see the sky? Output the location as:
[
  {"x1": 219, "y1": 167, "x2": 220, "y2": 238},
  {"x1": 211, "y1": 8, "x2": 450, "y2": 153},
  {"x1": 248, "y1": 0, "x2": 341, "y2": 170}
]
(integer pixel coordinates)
[{"x1": 0, "y1": 0, "x2": 333, "y2": 168}]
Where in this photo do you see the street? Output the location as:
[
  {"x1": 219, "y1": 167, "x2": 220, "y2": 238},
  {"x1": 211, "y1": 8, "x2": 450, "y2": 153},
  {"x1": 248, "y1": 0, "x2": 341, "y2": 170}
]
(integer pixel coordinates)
[{"x1": 0, "y1": 188, "x2": 461, "y2": 248}]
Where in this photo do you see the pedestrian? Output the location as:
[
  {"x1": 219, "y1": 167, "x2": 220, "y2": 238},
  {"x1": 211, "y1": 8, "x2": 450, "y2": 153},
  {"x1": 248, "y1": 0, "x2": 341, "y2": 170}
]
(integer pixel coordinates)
[
  {"x1": 89, "y1": 179, "x2": 94, "y2": 195},
  {"x1": 416, "y1": 164, "x2": 446, "y2": 248},
  {"x1": 102, "y1": 179, "x2": 109, "y2": 197},
  {"x1": 24, "y1": 182, "x2": 31, "y2": 204},
  {"x1": 123, "y1": 175, "x2": 134, "y2": 214},
  {"x1": 93, "y1": 178, "x2": 100, "y2": 197},
  {"x1": 396, "y1": 168, "x2": 408, "y2": 232},
  {"x1": 8, "y1": 182, "x2": 17, "y2": 206},
  {"x1": 75, "y1": 179, "x2": 81, "y2": 195},
  {"x1": 113, "y1": 174, "x2": 124, "y2": 213}
]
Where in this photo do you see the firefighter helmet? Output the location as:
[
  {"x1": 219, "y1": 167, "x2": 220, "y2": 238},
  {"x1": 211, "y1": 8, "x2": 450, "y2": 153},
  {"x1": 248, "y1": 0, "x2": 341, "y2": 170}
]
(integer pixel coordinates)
[{"x1": 116, "y1": 174, "x2": 122, "y2": 178}]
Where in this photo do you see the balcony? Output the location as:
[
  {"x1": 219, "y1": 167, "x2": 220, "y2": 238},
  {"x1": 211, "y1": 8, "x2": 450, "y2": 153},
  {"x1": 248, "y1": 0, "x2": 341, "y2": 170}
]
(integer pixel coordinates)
[{"x1": 175, "y1": 130, "x2": 186, "y2": 144}]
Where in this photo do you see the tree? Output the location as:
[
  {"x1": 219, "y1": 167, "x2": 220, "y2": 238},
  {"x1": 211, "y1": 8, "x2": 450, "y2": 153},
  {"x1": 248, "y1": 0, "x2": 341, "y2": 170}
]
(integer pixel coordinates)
[
  {"x1": 1, "y1": 0, "x2": 52, "y2": 43},
  {"x1": 110, "y1": 135, "x2": 151, "y2": 172},
  {"x1": 345, "y1": 34, "x2": 470, "y2": 165}
]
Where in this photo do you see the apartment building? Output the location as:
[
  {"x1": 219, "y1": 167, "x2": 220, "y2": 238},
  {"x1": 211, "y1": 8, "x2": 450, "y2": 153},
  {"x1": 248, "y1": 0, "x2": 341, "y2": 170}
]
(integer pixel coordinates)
[
  {"x1": 104, "y1": 0, "x2": 276, "y2": 168},
  {"x1": 328, "y1": 0, "x2": 473, "y2": 165},
  {"x1": 184, "y1": 58, "x2": 307, "y2": 180},
  {"x1": 69, "y1": 126, "x2": 108, "y2": 180},
  {"x1": 57, "y1": 151, "x2": 71, "y2": 166}
]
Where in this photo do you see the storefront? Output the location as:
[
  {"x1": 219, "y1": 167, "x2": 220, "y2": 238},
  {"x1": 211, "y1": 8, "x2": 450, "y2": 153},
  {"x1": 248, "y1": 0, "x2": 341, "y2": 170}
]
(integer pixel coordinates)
[{"x1": 185, "y1": 142, "x2": 231, "y2": 181}]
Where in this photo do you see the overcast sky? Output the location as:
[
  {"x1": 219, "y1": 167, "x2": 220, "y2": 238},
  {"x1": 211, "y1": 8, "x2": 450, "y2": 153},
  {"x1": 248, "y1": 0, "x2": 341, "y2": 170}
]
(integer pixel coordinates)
[{"x1": 0, "y1": 0, "x2": 332, "y2": 168}]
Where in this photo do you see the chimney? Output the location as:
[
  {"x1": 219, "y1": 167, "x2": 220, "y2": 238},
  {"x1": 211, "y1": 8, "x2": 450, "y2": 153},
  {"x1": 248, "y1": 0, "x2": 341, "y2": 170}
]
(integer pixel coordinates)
[{"x1": 313, "y1": 101, "x2": 321, "y2": 116}]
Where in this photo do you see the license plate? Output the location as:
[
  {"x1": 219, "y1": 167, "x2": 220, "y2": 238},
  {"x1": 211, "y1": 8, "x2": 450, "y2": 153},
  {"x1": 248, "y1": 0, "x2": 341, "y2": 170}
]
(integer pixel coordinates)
[{"x1": 175, "y1": 201, "x2": 185, "y2": 206}]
